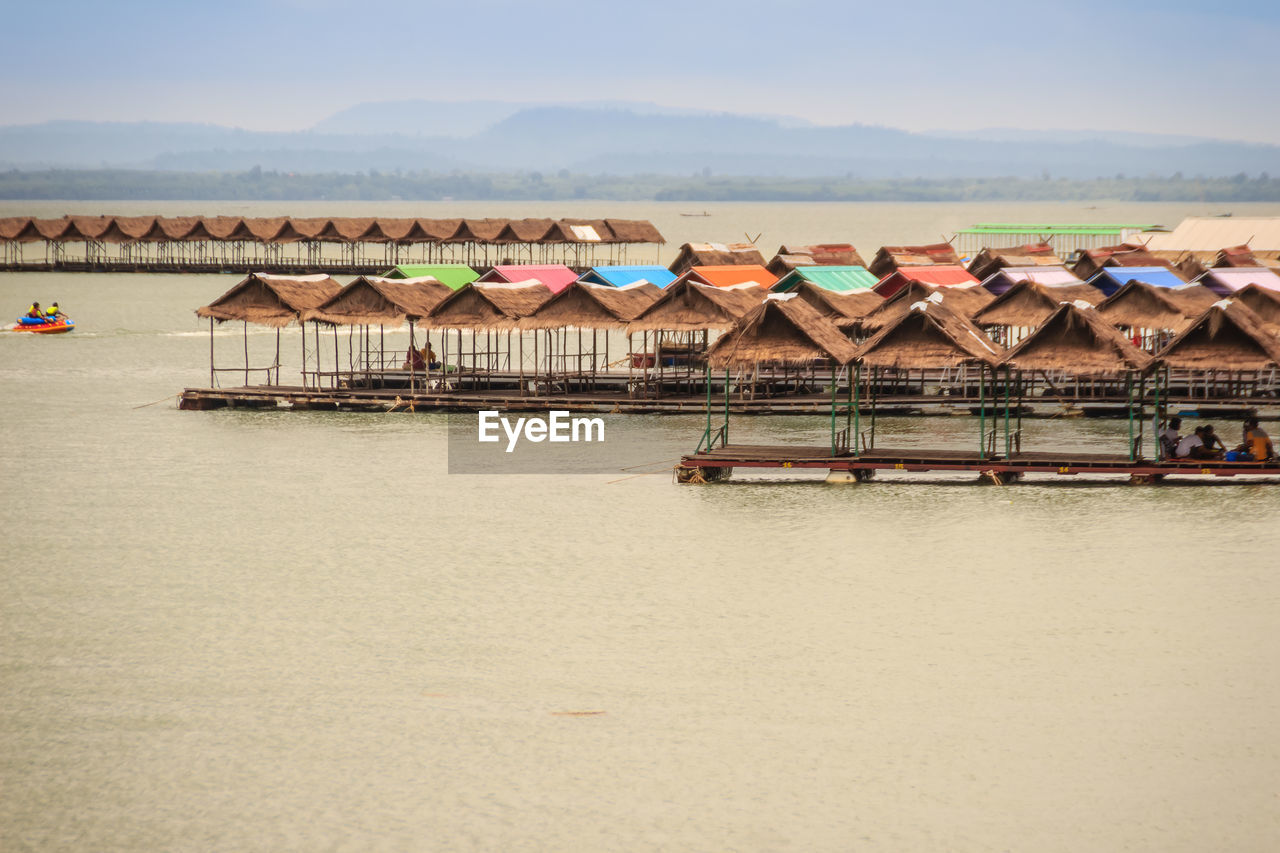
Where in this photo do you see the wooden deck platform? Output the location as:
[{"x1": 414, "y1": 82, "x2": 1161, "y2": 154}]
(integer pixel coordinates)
[
  {"x1": 679, "y1": 444, "x2": 1280, "y2": 482},
  {"x1": 178, "y1": 384, "x2": 1280, "y2": 419}
]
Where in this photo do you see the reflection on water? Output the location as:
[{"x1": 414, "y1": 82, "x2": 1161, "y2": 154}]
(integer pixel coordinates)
[{"x1": 3, "y1": 206, "x2": 1280, "y2": 852}]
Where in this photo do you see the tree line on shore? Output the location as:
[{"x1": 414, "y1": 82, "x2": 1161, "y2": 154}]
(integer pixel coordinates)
[{"x1": 1, "y1": 168, "x2": 1278, "y2": 203}]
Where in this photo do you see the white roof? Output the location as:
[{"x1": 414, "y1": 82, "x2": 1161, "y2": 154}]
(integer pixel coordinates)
[
  {"x1": 1141, "y1": 217, "x2": 1280, "y2": 252},
  {"x1": 990, "y1": 266, "x2": 1082, "y2": 286}
]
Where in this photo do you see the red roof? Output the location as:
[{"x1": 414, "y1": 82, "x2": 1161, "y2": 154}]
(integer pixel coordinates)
[
  {"x1": 874, "y1": 265, "x2": 980, "y2": 298},
  {"x1": 683, "y1": 265, "x2": 778, "y2": 289},
  {"x1": 477, "y1": 264, "x2": 579, "y2": 294}
]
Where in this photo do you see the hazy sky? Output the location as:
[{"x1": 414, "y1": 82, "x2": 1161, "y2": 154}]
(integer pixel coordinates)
[{"x1": 7, "y1": 0, "x2": 1280, "y2": 142}]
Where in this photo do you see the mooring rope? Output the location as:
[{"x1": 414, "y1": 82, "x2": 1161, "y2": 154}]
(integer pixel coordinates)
[{"x1": 132, "y1": 393, "x2": 180, "y2": 410}]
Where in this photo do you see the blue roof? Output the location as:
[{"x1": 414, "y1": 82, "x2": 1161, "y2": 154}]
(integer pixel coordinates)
[
  {"x1": 1087, "y1": 266, "x2": 1186, "y2": 297},
  {"x1": 578, "y1": 265, "x2": 677, "y2": 289}
]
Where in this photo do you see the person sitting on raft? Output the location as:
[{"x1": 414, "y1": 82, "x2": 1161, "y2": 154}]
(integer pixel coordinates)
[
  {"x1": 420, "y1": 341, "x2": 439, "y2": 369},
  {"x1": 1239, "y1": 417, "x2": 1275, "y2": 462},
  {"x1": 1158, "y1": 416, "x2": 1181, "y2": 459},
  {"x1": 403, "y1": 346, "x2": 426, "y2": 371},
  {"x1": 44, "y1": 302, "x2": 64, "y2": 320},
  {"x1": 1175, "y1": 425, "x2": 1226, "y2": 460},
  {"x1": 26, "y1": 301, "x2": 44, "y2": 320}
]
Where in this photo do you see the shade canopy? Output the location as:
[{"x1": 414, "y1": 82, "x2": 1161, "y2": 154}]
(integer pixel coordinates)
[
  {"x1": 303, "y1": 276, "x2": 455, "y2": 326},
  {"x1": 627, "y1": 281, "x2": 763, "y2": 333},
  {"x1": 1156, "y1": 300, "x2": 1280, "y2": 371},
  {"x1": 855, "y1": 296, "x2": 1003, "y2": 369},
  {"x1": 519, "y1": 281, "x2": 662, "y2": 330},
  {"x1": 707, "y1": 295, "x2": 859, "y2": 368},
  {"x1": 998, "y1": 302, "x2": 1156, "y2": 377},
  {"x1": 195, "y1": 273, "x2": 343, "y2": 327}
]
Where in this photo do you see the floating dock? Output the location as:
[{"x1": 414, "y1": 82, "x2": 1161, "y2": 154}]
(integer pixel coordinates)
[{"x1": 677, "y1": 444, "x2": 1280, "y2": 483}]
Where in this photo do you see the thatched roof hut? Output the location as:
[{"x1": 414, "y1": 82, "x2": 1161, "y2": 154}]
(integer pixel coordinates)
[
  {"x1": 1071, "y1": 243, "x2": 1175, "y2": 280},
  {"x1": 302, "y1": 276, "x2": 455, "y2": 326},
  {"x1": 766, "y1": 244, "x2": 865, "y2": 277},
  {"x1": 971, "y1": 280, "x2": 1104, "y2": 329},
  {"x1": 855, "y1": 282, "x2": 993, "y2": 334},
  {"x1": 1162, "y1": 284, "x2": 1221, "y2": 317},
  {"x1": 1156, "y1": 300, "x2": 1280, "y2": 371},
  {"x1": 445, "y1": 218, "x2": 510, "y2": 243},
  {"x1": 966, "y1": 243, "x2": 1062, "y2": 281},
  {"x1": 422, "y1": 281, "x2": 553, "y2": 330},
  {"x1": 519, "y1": 281, "x2": 662, "y2": 330},
  {"x1": 790, "y1": 281, "x2": 884, "y2": 323},
  {"x1": 855, "y1": 296, "x2": 1003, "y2": 369},
  {"x1": 605, "y1": 219, "x2": 666, "y2": 244},
  {"x1": 866, "y1": 242, "x2": 960, "y2": 278},
  {"x1": 1095, "y1": 280, "x2": 1202, "y2": 333},
  {"x1": 1213, "y1": 244, "x2": 1261, "y2": 267},
  {"x1": 1230, "y1": 284, "x2": 1280, "y2": 328},
  {"x1": 627, "y1": 281, "x2": 763, "y2": 333},
  {"x1": 997, "y1": 302, "x2": 1155, "y2": 377},
  {"x1": 707, "y1": 296, "x2": 859, "y2": 368},
  {"x1": 667, "y1": 242, "x2": 767, "y2": 275},
  {"x1": 196, "y1": 273, "x2": 344, "y2": 327},
  {"x1": 494, "y1": 218, "x2": 555, "y2": 243}
]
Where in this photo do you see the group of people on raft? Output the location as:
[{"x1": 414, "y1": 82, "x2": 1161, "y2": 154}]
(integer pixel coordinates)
[
  {"x1": 1159, "y1": 417, "x2": 1275, "y2": 462},
  {"x1": 22, "y1": 301, "x2": 66, "y2": 324}
]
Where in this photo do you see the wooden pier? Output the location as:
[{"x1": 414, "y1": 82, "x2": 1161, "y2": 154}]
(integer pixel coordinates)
[{"x1": 677, "y1": 444, "x2": 1280, "y2": 483}]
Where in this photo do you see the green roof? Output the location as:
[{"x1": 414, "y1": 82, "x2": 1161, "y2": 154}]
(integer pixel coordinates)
[
  {"x1": 956, "y1": 223, "x2": 1159, "y2": 236},
  {"x1": 772, "y1": 265, "x2": 879, "y2": 293},
  {"x1": 382, "y1": 264, "x2": 479, "y2": 289}
]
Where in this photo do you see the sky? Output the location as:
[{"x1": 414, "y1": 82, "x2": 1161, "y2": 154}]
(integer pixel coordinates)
[{"x1": 6, "y1": 0, "x2": 1280, "y2": 143}]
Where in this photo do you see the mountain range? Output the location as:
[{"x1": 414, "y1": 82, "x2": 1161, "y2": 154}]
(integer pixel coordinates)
[{"x1": 2, "y1": 100, "x2": 1277, "y2": 179}]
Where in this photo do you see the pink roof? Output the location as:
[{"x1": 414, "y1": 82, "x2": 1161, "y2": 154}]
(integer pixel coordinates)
[
  {"x1": 874, "y1": 264, "x2": 980, "y2": 298},
  {"x1": 478, "y1": 264, "x2": 579, "y2": 293},
  {"x1": 1197, "y1": 267, "x2": 1280, "y2": 295},
  {"x1": 996, "y1": 266, "x2": 1082, "y2": 286}
]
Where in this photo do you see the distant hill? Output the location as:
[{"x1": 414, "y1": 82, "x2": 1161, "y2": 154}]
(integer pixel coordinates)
[{"x1": 1, "y1": 102, "x2": 1278, "y2": 179}]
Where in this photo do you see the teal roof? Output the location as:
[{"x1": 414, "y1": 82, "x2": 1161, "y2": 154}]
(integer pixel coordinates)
[
  {"x1": 771, "y1": 265, "x2": 879, "y2": 293},
  {"x1": 382, "y1": 264, "x2": 479, "y2": 289}
]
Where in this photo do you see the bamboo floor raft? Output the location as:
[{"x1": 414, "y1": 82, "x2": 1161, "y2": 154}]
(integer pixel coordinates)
[{"x1": 677, "y1": 444, "x2": 1280, "y2": 482}]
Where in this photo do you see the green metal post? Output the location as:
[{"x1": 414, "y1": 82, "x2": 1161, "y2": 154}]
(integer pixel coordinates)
[
  {"x1": 853, "y1": 364, "x2": 861, "y2": 457},
  {"x1": 1153, "y1": 367, "x2": 1162, "y2": 459},
  {"x1": 830, "y1": 369, "x2": 837, "y2": 455},
  {"x1": 979, "y1": 364, "x2": 987, "y2": 457},
  {"x1": 724, "y1": 368, "x2": 730, "y2": 446},
  {"x1": 1003, "y1": 365, "x2": 1011, "y2": 456},
  {"x1": 1126, "y1": 371, "x2": 1135, "y2": 462},
  {"x1": 703, "y1": 362, "x2": 712, "y2": 448}
]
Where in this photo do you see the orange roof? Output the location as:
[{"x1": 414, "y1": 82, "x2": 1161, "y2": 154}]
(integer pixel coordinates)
[{"x1": 685, "y1": 265, "x2": 778, "y2": 289}]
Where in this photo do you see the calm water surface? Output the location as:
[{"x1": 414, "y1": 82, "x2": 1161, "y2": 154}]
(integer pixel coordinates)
[{"x1": 2, "y1": 204, "x2": 1280, "y2": 851}]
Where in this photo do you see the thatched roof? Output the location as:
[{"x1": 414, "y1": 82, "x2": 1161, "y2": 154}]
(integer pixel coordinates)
[
  {"x1": 667, "y1": 242, "x2": 768, "y2": 275},
  {"x1": 422, "y1": 281, "x2": 553, "y2": 330},
  {"x1": 494, "y1": 218, "x2": 555, "y2": 243},
  {"x1": 1156, "y1": 299, "x2": 1280, "y2": 370},
  {"x1": 790, "y1": 281, "x2": 884, "y2": 322},
  {"x1": 303, "y1": 276, "x2": 455, "y2": 326},
  {"x1": 866, "y1": 242, "x2": 960, "y2": 277},
  {"x1": 605, "y1": 219, "x2": 666, "y2": 244},
  {"x1": 1214, "y1": 244, "x2": 1260, "y2": 267},
  {"x1": 195, "y1": 273, "x2": 344, "y2": 327},
  {"x1": 1162, "y1": 284, "x2": 1221, "y2": 316},
  {"x1": 766, "y1": 243, "x2": 865, "y2": 277},
  {"x1": 519, "y1": 281, "x2": 662, "y2": 330},
  {"x1": 1095, "y1": 280, "x2": 1201, "y2": 332},
  {"x1": 999, "y1": 302, "x2": 1156, "y2": 376},
  {"x1": 855, "y1": 296, "x2": 1003, "y2": 369},
  {"x1": 627, "y1": 281, "x2": 763, "y2": 333},
  {"x1": 65, "y1": 215, "x2": 113, "y2": 240},
  {"x1": 446, "y1": 218, "x2": 511, "y2": 243},
  {"x1": 1230, "y1": 284, "x2": 1280, "y2": 328},
  {"x1": 855, "y1": 282, "x2": 993, "y2": 334},
  {"x1": 966, "y1": 243, "x2": 1062, "y2": 281},
  {"x1": 1071, "y1": 243, "x2": 1175, "y2": 279},
  {"x1": 971, "y1": 281, "x2": 1104, "y2": 329},
  {"x1": 708, "y1": 295, "x2": 860, "y2": 368}
]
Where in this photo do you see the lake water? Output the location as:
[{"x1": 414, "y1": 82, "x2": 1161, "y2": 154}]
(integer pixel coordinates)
[{"x1": 2, "y1": 201, "x2": 1279, "y2": 852}]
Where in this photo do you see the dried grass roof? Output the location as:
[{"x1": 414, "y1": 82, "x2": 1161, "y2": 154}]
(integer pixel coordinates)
[
  {"x1": 867, "y1": 242, "x2": 960, "y2": 277},
  {"x1": 966, "y1": 243, "x2": 1062, "y2": 281},
  {"x1": 855, "y1": 282, "x2": 993, "y2": 334},
  {"x1": 520, "y1": 282, "x2": 663, "y2": 330},
  {"x1": 627, "y1": 281, "x2": 763, "y2": 332},
  {"x1": 1095, "y1": 280, "x2": 1200, "y2": 332},
  {"x1": 972, "y1": 281, "x2": 1105, "y2": 329},
  {"x1": 667, "y1": 242, "x2": 768, "y2": 275},
  {"x1": 766, "y1": 243, "x2": 865, "y2": 276},
  {"x1": 195, "y1": 273, "x2": 343, "y2": 327},
  {"x1": 1156, "y1": 299, "x2": 1280, "y2": 370},
  {"x1": 422, "y1": 281, "x2": 554, "y2": 330},
  {"x1": 708, "y1": 296, "x2": 860, "y2": 368},
  {"x1": 999, "y1": 303, "x2": 1156, "y2": 376},
  {"x1": 791, "y1": 281, "x2": 885, "y2": 322},
  {"x1": 1230, "y1": 284, "x2": 1280, "y2": 328},
  {"x1": 855, "y1": 297, "x2": 1003, "y2": 369},
  {"x1": 1071, "y1": 243, "x2": 1173, "y2": 279},
  {"x1": 1, "y1": 215, "x2": 663, "y2": 247},
  {"x1": 303, "y1": 276, "x2": 455, "y2": 326}
]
